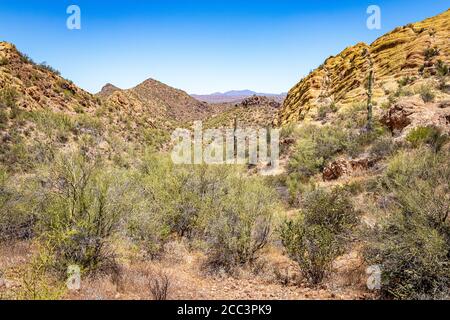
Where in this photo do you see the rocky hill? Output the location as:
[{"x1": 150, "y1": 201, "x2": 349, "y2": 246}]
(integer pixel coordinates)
[
  {"x1": 204, "y1": 95, "x2": 281, "y2": 129},
  {"x1": 0, "y1": 42, "x2": 99, "y2": 114},
  {"x1": 192, "y1": 90, "x2": 286, "y2": 104},
  {"x1": 101, "y1": 78, "x2": 212, "y2": 125},
  {"x1": 276, "y1": 9, "x2": 450, "y2": 125}
]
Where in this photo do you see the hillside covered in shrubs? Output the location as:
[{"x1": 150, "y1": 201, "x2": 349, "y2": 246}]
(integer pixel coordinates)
[{"x1": 1, "y1": 9, "x2": 450, "y2": 300}]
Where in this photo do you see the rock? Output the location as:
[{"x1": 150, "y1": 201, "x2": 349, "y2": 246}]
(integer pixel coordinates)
[
  {"x1": 241, "y1": 95, "x2": 280, "y2": 109},
  {"x1": 322, "y1": 159, "x2": 351, "y2": 181},
  {"x1": 323, "y1": 157, "x2": 380, "y2": 181},
  {"x1": 381, "y1": 100, "x2": 419, "y2": 132},
  {"x1": 438, "y1": 100, "x2": 450, "y2": 109}
]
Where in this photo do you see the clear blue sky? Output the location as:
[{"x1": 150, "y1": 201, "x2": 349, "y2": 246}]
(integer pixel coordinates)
[{"x1": 0, "y1": 1, "x2": 448, "y2": 94}]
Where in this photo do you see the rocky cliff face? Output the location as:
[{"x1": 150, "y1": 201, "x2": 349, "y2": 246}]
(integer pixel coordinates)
[
  {"x1": 0, "y1": 42, "x2": 99, "y2": 114},
  {"x1": 276, "y1": 9, "x2": 450, "y2": 125}
]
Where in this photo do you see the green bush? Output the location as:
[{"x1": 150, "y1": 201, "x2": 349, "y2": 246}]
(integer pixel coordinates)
[
  {"x1": 37, "y1": 151, "x2": 132, "y2": 274},
  {"x1": 366, "y1": 212, "x2": 450, "y2": 300},
  {"x1": 0, "y1": 171, "x2": 39, "y2": 242},
  {"x1": 136, "y1": 154, "x2": 278, "y2": 270},
  {"x1": 280, "y1": 218, "x2": 339, "y2": 285},
  {"x1": 203, "y1": 174, "x2": 277, "y2": 271},
  {"x1": 397, "y1": 76, "x2": 416, "y2": 87},
  {"x1": 280, "y1": 187, "x2": 358, "y2": 285},
  {"x1": 406, "y1": 126, "x2": 447, "y2": 152},
  {"x1": 435, "y1": 60, "x2": 449, "y2": 77},
  {"x1": 288, "y1": 125, "x2": 348, "y2": 179},
  {"x1": 315, "y1": 103, "x2": 337, "y2": 120},
  {"x1": 384, "y1": 148, "x2": 450, "y2": 226},
  {"x1": 366, "y1": 148, "x2": 450, "y2": 299},
  {"x1": 424, "y1": 47, "x2": 439, "y2": 60},
  {"x1": 302, "y1": 188, "x2": 359, "y2": 237}
]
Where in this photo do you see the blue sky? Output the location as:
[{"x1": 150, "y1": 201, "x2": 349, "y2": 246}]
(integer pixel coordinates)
[{"x1": 0, "y1": 1, "x2": 448, "y2": 94}]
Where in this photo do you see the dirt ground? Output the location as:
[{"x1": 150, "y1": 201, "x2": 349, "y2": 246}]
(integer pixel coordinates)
[{"x1": 0, "y1": 240, "x2": 374, "y2": 300}]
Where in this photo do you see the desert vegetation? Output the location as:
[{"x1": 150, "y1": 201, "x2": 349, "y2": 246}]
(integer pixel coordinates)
[{"x1": 1, "y1": 8, "x2": 450, "y2": 300}]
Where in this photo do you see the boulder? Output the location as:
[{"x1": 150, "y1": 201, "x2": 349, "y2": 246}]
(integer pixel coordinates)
[
  {"x1": 381, "y1": 100, "x2": 420, "y2": 132},
  {"x1": 323, "y1": 157, "x2": 381, "y2": 181}
]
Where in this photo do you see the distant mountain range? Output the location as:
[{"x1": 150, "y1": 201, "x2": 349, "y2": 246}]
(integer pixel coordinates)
[{"x1": 191, "y1": 90, "x2": 287, "y2": 104}]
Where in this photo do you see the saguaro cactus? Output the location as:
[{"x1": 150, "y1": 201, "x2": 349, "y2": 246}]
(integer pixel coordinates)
[{"x1": 366, "y1": 70, "x2": 374, "y2": 131}]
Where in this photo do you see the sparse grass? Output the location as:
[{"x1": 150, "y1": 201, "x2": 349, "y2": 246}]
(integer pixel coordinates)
[
  {"x1": 0, "y1": 86, "x2": 19, "y2": 109},
  {"x1": 418, "y1": 84, "x2": 435, "y2": 103},
  {"x1": 406, "y1": 126, "x2": 448, "y2": 152}
]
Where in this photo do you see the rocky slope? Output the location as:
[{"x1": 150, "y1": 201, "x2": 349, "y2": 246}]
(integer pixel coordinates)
[
  {"x1": 0, "y1": 42, "x2": 99, "y2": 114},
  {"x1": 100, "y1": 78, "x2": 212, "y2": 125},
  {"x1": 276, "y1": 9, "x2": 450, "y2": 125}
]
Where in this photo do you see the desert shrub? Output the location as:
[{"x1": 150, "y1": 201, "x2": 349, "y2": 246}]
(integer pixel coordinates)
[
  {"x1": 19, "y1": 53, "x2": 34, "y2": 64},
  {"x1": 281, "y1": 187, "x2": 358, "y2": 285},
  {"x1": 366, "y1": 212, "x2": 450, "y2": 300},
  {"x1": 203, "y1": 174, "x2": 277, "y2": 271},
  {"x1": 424, "y1": 47, "x2": 439, "y2": 60},
  {"x1": 370, "y1": 135, "x2": 396, "y2": 158},
  {"x1": 418, "y1": 85, "x2": 435, "y2": 103},
  {"x1": 13, "y1": 260, "x2": 65, "y2": 300},
  {"x1": 406, "y1": 126, "x2": 448, "y2": 152},
  {"x1": 0, "y1": 86, "x2": 19, "y2": 109},
  {"x1": 315, "y1": 103, "x2": 337, "y2": 120},
  {"x1": 0, "y1": 171, "x2": 39, "y2": 242},
  {"x1": 136, "y1": 154, "x2": 278, "y2": 271},
  {"x1": 337, "y1": 102, "x2": 367, "y2": 129},
  {"x1": 280, "y1": 218, "x2": 339, "y2": 285},
  {"x1": 397, "y1": 76, "x2": 416, "y2": 87},
  {"x1": 24, "y1": 110, "x2": 74, "y2": 136},
  {"x1": 36, "y1": 151, "x2": 133, "y2": 274},
  {"x1": 74, "y1": 114, "x2": 104, "y2": 137},
  {"x1": 288, "y1": 124, "x2": 348, "y2": 179},
  {"x1": 301, "y1": 187, "x2": 359, "y2": 237},
  {"x1": 127, "y1": 154, "x2": 174, "y2": 256},
  {"x1": 345, "y1": 126, "x2": 387, "y2": 158},
  {"x1": 280, "y1": 123, "x2": 296, "y2": 140},
  {"x1": 149, "y1": 270, "x2": 171, "y2": 300},
  {"x1": 392, "y1": 85, "x2": 414, "y2": 99},
  {"x1": 366, "y1": 148, "x2": 450, "y2": 299},
  {"x1": 435, "y1": 60, "x2": 449, "y2": 77},
  {"x1": 0, "y1": 109, "x2": 8, "y2": 128},
  {"x1": 142, "y1": 128, "x2": 170, "y2": 150},
  {"x1": 384, "y1": 148, "x2": 450, "y2": 226}
]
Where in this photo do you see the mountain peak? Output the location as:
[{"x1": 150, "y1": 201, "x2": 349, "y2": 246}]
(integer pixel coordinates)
[{"x1": 98, "y1": 83, "x2": 121, "y2": 97}]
